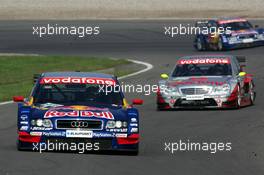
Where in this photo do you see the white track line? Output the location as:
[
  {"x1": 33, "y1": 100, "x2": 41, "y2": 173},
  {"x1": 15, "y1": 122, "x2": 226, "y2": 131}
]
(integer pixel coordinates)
[
  {"x1": 0, "y1": 101, "x2": 13, "y2": 106},
  {"x1": 118, "y1": 59, "x2": 153, "y2": 80},
  {"x1": 0, "y1": 59, "x2": 153, "y2": 106}
]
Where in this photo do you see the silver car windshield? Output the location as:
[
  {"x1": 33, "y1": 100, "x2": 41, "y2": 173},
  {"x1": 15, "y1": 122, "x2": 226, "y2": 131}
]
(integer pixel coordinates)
[{"x1": 172, "y1": 63, "x2": 232, "y2": 77}]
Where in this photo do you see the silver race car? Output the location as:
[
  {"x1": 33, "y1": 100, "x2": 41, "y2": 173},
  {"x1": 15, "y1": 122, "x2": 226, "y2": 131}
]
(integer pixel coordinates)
[{"x1": 157, "y1": 55, "x2": 256, "y2": 110}]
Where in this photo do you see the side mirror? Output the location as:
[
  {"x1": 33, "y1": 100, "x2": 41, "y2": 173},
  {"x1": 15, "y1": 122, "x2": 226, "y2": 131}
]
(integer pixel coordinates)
[
  {"x1": 132, "y1": 99, "x2": 143, "y2": 105},
  {"x1": 240, "y1": 65, "x2": 246, "y2": 72},
  {"x1": 255, "y1": 25, "x2": 259, "y2": 28},
  {"x1": 238, "y1": 72, "x2": 246, "y2": 77},
  {"x1": 13, "y1": 96, "x2": 25, "y2": 102},
  {"x1": 160, "y1": 73, "x2": 169, "y2": 79}
]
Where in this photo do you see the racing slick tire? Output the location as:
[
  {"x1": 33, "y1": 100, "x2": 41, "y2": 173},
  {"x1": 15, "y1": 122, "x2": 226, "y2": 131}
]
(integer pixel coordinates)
[
  {"x1": 196, "y1": 37, "x2": 205, "y2": 51},
  {"x1": 118, "y1": 149, "x2": 138, "y2": 156},
  {"x1": 235, "y1": 85, "x2": 242, "y2": 109},
  {"x1": 16, "y1": 140, "x2": 26, "y2": 151},
  {"x1": 249, "y1": 82, "x2": 256, "y2": 105},
  {"x1": 217, "y1": 37, "x2": 224, "y2": 51},
  {"x1": 127, "y1": 149, "x2": 139, "y2": 156}
]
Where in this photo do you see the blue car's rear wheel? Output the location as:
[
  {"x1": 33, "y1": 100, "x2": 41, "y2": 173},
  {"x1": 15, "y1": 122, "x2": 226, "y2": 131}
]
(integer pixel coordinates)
[{"x1": 17, "y1": 140, "x2": 24, "y2": 151}]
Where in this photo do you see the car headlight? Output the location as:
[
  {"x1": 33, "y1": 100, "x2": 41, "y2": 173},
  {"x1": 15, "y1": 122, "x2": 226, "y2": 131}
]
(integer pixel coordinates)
[
  {"x1": 43, "y1": 119, "x2": 53, "y2": 127},
  {"x1": 106, "y1": 120, "x2": 127, "y2": 129},
  {"x1": 31, "y1": 119, "x2": 53, "y2": 128},
  {"x1": 115, "y1": 121, "x2": 122, "y2": 128},
  {"x1": 122, "y1": 121, "x2": 128, "y2": 128},
  {"x1": 163, "y1": 86, "x2": 179, "y2": 95},
  {"x1": 257, "y1": 33, "x2": 264, "y2": 39},
  {"x1": 213, "y1": 84, "x2": 230, "y2": 95},
  {"x1": 36, "y1": 119, "x2": 43, "y2": 126},
  {"x1": 106, "y1": 121, "x2": 115, "y2": 128},
  {"x1": 229, "y1": 36, "x2": 238, "y2": 43},
  {"x1": 31, "y1": 119, "x2": 36, "y2": 126}
]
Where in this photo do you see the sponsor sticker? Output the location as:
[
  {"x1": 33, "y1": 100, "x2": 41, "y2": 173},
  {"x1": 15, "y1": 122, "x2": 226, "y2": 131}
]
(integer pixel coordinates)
[
  {"x1": 106, "y1": 128, "x2": 127, "y2": 132},
  {"x1": 20, "y1": 115, "x2": 28, "y2": 120},
  {"x1": 20, "y1": 121, "x2": 29, "y2": 125},
  {"x1": 66, "y1": 130, "x2": 93, "y2": 138},
  {"x1": 218, "y1": 19, "x2": 247, "y2": 24},
  {"x1": 242, "y1": 38, "x2": 254, "y2": 43},
  {"x1": 20, "y1": 126, "x2": 29, "y2": 131},
  {"x1": 131, "y1": 118, "x2": 137, "y2": 122},
  {"x1": 42, "y1": 131, "x2": 66, "y2": 137},
  {"x1": 185, "y1": 95, "x2": 205, "y2": 100},
  {"x1": 44, "y1": 110, "x2": 114, "y2": 119},
  {"x1": 93, "y1": 132, "x2": 114, "y2": 137},
  {"x1": 40, "y1": 77, "x2": 116, "y2": 85},
  {"x1": 130, "y1": 123, "x2": 138, "y2": 127},
  {"x1": 131, "y1": 128, "x2": 138, "y2": 133},
  {"x1": 170, "y1": 99, "x2": 176, "y2": 104},
  {"x1": 170, "y1": 81, "x2": 226, "y2": 86},
  {"x1": 115, "y1": 133, "x2": 127, "y2": 138},
  {"x1": 21, "y1": 110, "x2": 30, "y2": 114},
  {"x1": 30, "y1": 132, "x2": 42, "y2": 136},
  {"x1": 30, "y1": 126, "x2": 53, "y2": 131},
  {"x1": 177, "y1": 58, "x2": 230, "y2": 65},
  {"x1": 215, "y1": 98, "x2": 223, "y2": 107},
  {"x1": 128, "y1": 112, "x2": 138, "y2": 116}
]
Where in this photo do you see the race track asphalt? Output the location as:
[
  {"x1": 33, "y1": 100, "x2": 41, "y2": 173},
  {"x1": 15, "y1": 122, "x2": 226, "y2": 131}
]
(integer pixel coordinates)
[{"x1": 0, "y1": 20, "x2": 264, "y2": 175}]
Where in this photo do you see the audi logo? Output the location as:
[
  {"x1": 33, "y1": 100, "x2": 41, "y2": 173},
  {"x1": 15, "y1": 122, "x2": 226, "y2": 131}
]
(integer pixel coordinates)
[{"x1": 71, "y1": 121, "x2": 89, "y2": 128}]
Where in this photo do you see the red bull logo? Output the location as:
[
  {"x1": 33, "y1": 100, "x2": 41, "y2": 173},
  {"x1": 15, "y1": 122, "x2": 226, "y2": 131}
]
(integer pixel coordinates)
[{"x1": 44, "y1": 110, "x2": 114, "y2": 119}]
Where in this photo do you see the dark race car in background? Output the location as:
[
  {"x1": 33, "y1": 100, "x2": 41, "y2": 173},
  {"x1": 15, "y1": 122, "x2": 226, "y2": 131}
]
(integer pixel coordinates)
[
  {"x1": 157, "y1": 55, "x2": 256, "y2": 110},
  {"x1": 194, "y1": 18, "x2": 264, "y2": 51},
  {"x1": 14, "y1": 72, "x2": 143, "y2": 155}
]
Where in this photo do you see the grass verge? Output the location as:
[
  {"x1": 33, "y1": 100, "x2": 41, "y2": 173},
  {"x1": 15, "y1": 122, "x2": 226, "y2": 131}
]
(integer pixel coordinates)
[{"x1": 0, "y1": 55, "x2": 132, "y2": 102}]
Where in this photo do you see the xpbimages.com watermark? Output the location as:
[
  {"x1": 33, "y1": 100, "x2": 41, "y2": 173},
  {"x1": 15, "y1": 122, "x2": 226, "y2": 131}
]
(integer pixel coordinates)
[
  {"x1": 98, "y1": 83, "x2": 166, "y2": 96},
  {"x1": 32, "y1": 140, "x2": 100, "y2": 153},
  {"x1": 164, "y1": 24, "x2": 232, "y2": 38},
  {"x1": 32, "y1": 24, "x2": 100, "y2": 38},
  {"x1": 164, "y1": 140, "x2": 232, "y2": 154}
]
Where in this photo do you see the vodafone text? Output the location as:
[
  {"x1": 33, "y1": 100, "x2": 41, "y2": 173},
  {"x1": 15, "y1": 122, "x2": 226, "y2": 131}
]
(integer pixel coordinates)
[
  {"x1": 40, "y1": 77, "x2": 116, "y2": 85},
  {"x1": 177, "y1": 58, "x2": 230, "y2": 65}
]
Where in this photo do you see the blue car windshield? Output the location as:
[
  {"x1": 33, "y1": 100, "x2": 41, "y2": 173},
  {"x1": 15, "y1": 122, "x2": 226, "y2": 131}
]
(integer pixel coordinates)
[
  {"x1": 172, "y1": 63, "x2": 232, "y2": 77},
  {"x1": 220, "y1": 21, "x2": 253, "y2": 31},
  {"x1": 33, "y1": 83, "x2": 123, "y2": 106}
]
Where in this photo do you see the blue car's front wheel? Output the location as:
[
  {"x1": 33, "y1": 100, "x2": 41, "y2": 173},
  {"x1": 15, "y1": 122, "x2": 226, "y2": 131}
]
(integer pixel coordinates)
[
  {"x1": 217, "y1": 37, "x2": 224, "y2": 51},
  {"x1": 196, "y1": 37, "x2": 205, "y2": 51}
]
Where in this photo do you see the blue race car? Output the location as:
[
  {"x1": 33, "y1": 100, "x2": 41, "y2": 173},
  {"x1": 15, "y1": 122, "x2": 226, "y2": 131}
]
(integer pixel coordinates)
[
  {"x1": 14, "y1": 72, "x2": 143, "y2": 155},
  {"x1": 194, "y1": 18, "x2": 264, "y2": 51}
]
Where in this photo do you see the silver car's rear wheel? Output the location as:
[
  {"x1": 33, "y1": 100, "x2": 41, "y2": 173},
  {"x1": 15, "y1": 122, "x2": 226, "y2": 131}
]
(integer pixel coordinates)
[
  {"x1": 236, "y1": 86, "x2": 241, "y2": 108},
  {"x1": 249, "y1": 83, "x2": 255, "y2": 105}
]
